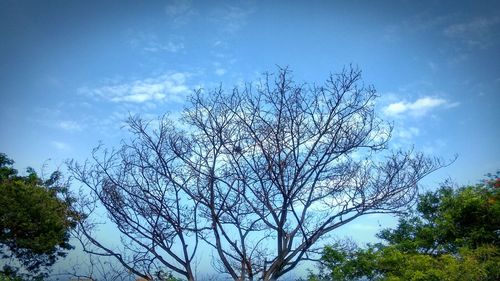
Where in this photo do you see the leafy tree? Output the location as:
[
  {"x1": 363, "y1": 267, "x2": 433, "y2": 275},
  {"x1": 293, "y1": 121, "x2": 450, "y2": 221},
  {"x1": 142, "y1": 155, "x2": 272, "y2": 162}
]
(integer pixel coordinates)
[
  {"x1": 378, "y1": 175, "x2": 500, "y2": 254},
  {"x1": 0, "y1": 153, "x2": 79, "y2": 279},
  {"x1": 69, "y1": 66, "x2": 443, "y2": 280},
  {"x1": 309, "y1": 175, "x2": 500, "y2": 280}
]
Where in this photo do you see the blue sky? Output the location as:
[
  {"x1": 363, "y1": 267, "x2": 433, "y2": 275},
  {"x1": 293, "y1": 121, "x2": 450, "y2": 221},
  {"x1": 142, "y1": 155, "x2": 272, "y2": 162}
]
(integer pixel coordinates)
[{"x1": 1, "y1": 0, "x2": 500, "y2": 277}]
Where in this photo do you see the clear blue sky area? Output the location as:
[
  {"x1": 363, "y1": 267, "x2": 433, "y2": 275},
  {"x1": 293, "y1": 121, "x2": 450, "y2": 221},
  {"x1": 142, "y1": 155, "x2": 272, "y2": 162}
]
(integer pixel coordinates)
[{"x1": 1, "y1": 0, "x2": 499, "y2": 278}]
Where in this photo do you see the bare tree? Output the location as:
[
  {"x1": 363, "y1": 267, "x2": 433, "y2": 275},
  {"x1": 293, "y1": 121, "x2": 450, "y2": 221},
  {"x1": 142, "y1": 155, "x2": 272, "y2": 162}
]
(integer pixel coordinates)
[
  {"x1": 68, "y1": 117, "x2": 201, "y2": 281},
  {"x1": 70, "y1": 66, "x2": 445, "y2": 281},
  {"x1": 62, "y1": 254, "x2": 135, "y2": 281}
]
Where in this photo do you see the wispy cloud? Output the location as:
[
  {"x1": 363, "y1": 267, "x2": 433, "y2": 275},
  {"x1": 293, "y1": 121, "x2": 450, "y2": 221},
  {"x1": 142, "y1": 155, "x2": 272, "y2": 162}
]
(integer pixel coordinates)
[
  {"x1": 215, "y1": 68, "x2": 227, "y2": 76},
  {"x1": 382, "y1": 13, "x2": 453, "y2": 42},
  {"x1": 127, "y1": 31, "x2": 184, "y2": 53},
  {"x1": 165, "y1": 0, "x2": 192, "y2": 16},
  {"x1": 422, "y1": 139, "x2": 447, "y2": 155},
  {"x1": 58, "y1": 120, "x2": 82, "y2": 131},
  {"x1": 347, "y1": 223, "x2": 378, "y2": 232},
  {"x1": 79, "y1": 72, "x2": 192, "y2": 104},
  {"x1": 398, "y1": 127, "x2": 420, "y2": 139},
  {"x1": 210, "y1": 3, "x2": 256, "y2": 38},
  {"x1": 142, "y1": 40, "x2": 184, "y2": 53},
  {"x1": 51, "y1": 141, "x2": 70, "y2": 151},
  {"x1": 383, "y1": 96, "x2": 459, "y2": 117},
  {"x1": 165, "y1": 0, "x2": 196, "y2": 27},
  {"x1": 444, "y1": 16, "x2": 500, "y2": 49},
  {"x1": 213, "y1": 62, "x2": 227, "y2": 76},
  {"x1": 217, "y1": 5, "x2": 253, "y2": 34}
]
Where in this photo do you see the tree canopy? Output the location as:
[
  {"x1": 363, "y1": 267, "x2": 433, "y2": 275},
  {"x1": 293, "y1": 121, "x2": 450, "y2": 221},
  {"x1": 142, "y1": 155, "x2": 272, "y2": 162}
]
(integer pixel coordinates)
[
  {"x1": 309, "y1": 174, "x2": 500, "y2": 281},
  {"x1": 0, "y1": 153, "x2": 79, "y2": 279}
]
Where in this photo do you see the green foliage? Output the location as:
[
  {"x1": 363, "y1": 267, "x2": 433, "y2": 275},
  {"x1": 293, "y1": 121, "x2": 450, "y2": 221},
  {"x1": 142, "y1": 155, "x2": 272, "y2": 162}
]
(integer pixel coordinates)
[
  {"x1": 308, "y1": 175, "x2": 500, "y2": 280},
  {"x1": 379, "y1": 175, "x2": 500, "y2": 253},
  {"x1": 0, "y1": 272, "x2": 23, "y2": 281},
  {"x1": 155, "y1": 270, "x2": 185, "y2": 281},
  {"x1": 316, "y1": 243, "x2": 379, "y2": 280},
  {"x1": 0, "y1": 153, "x2": 79, "y2": 279}
]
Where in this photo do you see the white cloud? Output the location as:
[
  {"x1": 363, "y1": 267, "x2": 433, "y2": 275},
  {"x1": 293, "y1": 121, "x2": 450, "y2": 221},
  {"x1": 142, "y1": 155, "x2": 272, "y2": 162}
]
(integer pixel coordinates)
[
  {"x1": 383, "y1": 96, "x2": 458, "y2": 117},
  {"x1": 58, "y1": 120, "x2": 82, "y2": 131},
  {"x1": 80, "y1": 72, "x2": 191, "y2": 104}
]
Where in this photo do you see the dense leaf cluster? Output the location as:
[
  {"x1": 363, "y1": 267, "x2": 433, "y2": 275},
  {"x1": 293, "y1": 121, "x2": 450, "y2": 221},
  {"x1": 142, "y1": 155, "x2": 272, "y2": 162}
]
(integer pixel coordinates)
[
  {"x1": 309, "y1": 174, "x2": 500, "y2": 281},
  {"x1": 0, "y1": 153, "x2": 79, "y2": 279}
]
